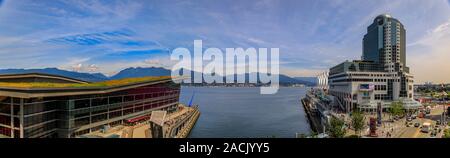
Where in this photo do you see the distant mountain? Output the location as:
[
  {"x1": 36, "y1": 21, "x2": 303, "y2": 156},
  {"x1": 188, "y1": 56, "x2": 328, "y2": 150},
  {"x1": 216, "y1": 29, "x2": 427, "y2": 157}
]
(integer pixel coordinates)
[
  {"x1": 0, "y1": 68, "x2": 108, "y2": 82},
  {"x1": 294, "y1": 77, "x2": 317, "y2": 86},
  {"x1": 110, "y1": 67, "x2": 171, "y2": 80},
  {"x1": 0, "y1": 67, "x2": 316, "y2": 86},
  {"x1": 116, "y1": 68, "x2": 316, "y2": 86},
  {"x1": 173, "y1": 70, "x2": 315, "y2": 86},
  {"x1": 91, "y1": 73, "x2": 109, "y2": 80}
]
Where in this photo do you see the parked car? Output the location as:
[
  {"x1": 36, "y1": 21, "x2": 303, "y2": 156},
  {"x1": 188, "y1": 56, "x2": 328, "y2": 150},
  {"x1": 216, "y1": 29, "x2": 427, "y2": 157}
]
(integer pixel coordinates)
[
  {"x1": 411, "y1": 114, "x2": 417, "y2": 119},
  {"x1": 436, "y1": 120, "x2": 441, "y2": 125}
]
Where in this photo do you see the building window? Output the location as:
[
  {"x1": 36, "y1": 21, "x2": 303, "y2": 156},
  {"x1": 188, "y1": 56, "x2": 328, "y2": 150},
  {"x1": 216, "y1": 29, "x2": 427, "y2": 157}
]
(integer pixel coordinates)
[{"x1": 74, "y1": 99, "x2": 90, "y2": 109}]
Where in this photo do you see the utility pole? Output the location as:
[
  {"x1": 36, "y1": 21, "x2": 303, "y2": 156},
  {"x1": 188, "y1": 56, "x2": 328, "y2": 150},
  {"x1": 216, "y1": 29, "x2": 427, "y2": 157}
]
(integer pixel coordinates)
[{"x1": 442, "y1": 84, "x2": 446, "y2": 126}]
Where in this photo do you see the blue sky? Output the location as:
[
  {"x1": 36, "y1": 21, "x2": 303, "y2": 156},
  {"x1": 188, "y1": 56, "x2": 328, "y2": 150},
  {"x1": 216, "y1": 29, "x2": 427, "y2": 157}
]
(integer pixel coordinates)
[{"x1": 0, "y1": 0, "x2": 450, "y2": 83}]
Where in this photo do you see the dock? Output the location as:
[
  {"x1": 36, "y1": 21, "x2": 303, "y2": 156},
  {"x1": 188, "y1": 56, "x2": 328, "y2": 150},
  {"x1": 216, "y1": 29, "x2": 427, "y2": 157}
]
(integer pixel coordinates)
[
  {"x1": 301, "y1": 97, "x2": 323, "y2": 133},
  {"x1": 175, "y1": 107, "x2": 200, "y2": 138}
]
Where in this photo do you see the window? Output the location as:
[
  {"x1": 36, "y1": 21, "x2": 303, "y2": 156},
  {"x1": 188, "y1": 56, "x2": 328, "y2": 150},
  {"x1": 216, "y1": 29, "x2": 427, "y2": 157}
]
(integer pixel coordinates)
[
  {"x1": 109, "y1": 97, "x2": 122, "y2": 104},
  {"x1": 74, "y1": 99, "x2": 90, "y2": 109},
  {"x1": 91, "y1": 114, "x2": 107, "y2": 123},
  {"x1": 92, "y1": 98, "x2": 107, "y2": 107},
  {"x1": 124, "y1": 95, "x2": 134, "y2": 102},
  {"x1": 74, "y1": 117, "x2": 90, "y2": 127}
]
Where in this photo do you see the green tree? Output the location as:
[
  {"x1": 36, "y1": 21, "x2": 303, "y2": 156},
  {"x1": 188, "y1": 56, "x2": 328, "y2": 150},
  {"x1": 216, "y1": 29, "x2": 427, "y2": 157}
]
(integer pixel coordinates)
[
  {"x1": 351, "y1": 111, "x2": 365, "y2": 136},
  {"x1": 444, "y1": 129, "x2": 450, "y2": 138},
  {"x1": 310, "y1": 131, "x2": 318, "y2": 138},
  {"x1": 327, "y1": 117, "x2": 347, "y2": 138},
  {"x1": 389, "y1": 101, "x2": 405, "y2": 117}
]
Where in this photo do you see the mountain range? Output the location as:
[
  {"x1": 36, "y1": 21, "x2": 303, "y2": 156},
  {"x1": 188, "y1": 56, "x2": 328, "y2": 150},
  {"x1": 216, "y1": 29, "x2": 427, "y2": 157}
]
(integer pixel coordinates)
[
  {"x1": 0, "y1": 67, "x2": 317, "y2": 86},
  {"x1": 0, "y1": 68, "x2": 108, "y2": 82}
]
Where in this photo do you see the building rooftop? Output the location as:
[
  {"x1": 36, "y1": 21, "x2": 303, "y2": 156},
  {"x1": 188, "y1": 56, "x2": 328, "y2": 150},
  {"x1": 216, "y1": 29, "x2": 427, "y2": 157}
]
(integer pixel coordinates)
[
  {"x1": 0, "y1": 73, "x2": 89, "y2": 84},
  {"x1": 376, "y1": 13, "x2": 392, "y2": 19},
  {"x1": 0, "y1": 73, "x2": 175, "y2": 98},
  {"x1": 0, "y1": 76, "x2": 171, "y2": 89}
]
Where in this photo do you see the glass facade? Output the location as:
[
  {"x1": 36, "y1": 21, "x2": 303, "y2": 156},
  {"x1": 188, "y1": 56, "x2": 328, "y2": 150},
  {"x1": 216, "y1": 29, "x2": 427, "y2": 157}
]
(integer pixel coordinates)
[
  {"x1": 329, "y1": 61, "x2": 386, "y2": 76},
  {"x1": 362, "y1": 14, "x2": 408, "y2": 73},
  {"x1": 0, "y1": 82, "x2": 180, "y2": 138}
]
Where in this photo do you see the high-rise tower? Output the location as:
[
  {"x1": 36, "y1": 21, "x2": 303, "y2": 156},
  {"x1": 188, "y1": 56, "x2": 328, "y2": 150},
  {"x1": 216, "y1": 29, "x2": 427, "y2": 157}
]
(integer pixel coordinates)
[
  {"x1": 363, "y1": 14, "x2": 408, "y2": 73},
  {"x1": 327, "y1": 14, "x2": 418, "y2": 113}
]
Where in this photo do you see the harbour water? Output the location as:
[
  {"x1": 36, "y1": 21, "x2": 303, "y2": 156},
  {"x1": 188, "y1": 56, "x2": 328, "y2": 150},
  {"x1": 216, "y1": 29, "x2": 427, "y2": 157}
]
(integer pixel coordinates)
[{"x1": 179, "y1": 87, "x2": 311, "y2": 138}]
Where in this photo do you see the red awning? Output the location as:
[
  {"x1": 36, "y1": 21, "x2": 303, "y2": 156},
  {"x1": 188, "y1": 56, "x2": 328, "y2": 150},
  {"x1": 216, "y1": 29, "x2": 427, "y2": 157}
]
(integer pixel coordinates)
[{"x1": 126, "y1": 115, "x2": 149, "y2": 123}]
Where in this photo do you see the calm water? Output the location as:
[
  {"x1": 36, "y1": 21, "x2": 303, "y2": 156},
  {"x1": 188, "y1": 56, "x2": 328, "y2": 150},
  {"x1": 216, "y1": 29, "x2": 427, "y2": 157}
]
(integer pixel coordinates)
[{"x1": 179, "y1": 87, "x2": 311, "y2": 138}]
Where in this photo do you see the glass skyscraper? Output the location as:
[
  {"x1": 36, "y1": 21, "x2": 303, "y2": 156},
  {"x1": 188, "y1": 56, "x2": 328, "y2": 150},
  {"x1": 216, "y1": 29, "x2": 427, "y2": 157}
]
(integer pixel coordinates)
[
  {"x1": 327, "y1": 14, "x2": 419, "y2": 112},
  {"x1": 363, "y1": 14, "x2": 408, "y2": 73}
]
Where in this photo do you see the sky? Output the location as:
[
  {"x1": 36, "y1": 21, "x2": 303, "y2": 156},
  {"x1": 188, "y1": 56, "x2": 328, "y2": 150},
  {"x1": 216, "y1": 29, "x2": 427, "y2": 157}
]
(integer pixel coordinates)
[{"x1": 0, "y1": 0, "x2": 449, "y2": 83}]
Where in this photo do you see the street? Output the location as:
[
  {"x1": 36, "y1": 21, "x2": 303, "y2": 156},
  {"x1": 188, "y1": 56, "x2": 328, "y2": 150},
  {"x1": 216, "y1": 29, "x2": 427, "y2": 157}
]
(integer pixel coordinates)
[{"x1": 354, "y1": 105, "x2": 448, "y2": 138}]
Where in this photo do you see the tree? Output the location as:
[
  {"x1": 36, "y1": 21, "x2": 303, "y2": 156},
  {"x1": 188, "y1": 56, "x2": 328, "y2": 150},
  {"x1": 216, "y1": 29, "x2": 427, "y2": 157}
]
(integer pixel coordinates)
[
  {"x1": 351, "y1": 111, "x2": 365, "y2": 136},
  {"x1": 327, "y1": 117, "x2": 347, "y2": 138},
  {"x1": 389, "y1": 101, "x2": 405, "y2": 117},
  {"x1": 444, "y1": 129, "x2": 450, "y2": 138},
  {"x1": 346, "y1": 135, "x2": 360, "y2": 138}
]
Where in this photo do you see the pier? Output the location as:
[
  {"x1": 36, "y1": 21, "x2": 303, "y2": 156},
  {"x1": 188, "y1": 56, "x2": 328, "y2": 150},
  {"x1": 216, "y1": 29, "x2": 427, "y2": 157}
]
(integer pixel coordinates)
[
  {"x1": 301, "y1": 97, "x2": 324, "y2": 133},
  {"x1": 82, "y1": 104, "x2": 200, "y2": 138}
]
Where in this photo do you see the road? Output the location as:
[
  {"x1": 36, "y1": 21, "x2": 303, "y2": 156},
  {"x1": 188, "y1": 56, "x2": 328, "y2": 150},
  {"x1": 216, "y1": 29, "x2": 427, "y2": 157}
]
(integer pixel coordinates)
[
  {"x1": 396, "y1": 105, "x2": 446, "y2": 138},
  {"x1": 356, "y1": 105, "x2": 447, "y2": 138}
]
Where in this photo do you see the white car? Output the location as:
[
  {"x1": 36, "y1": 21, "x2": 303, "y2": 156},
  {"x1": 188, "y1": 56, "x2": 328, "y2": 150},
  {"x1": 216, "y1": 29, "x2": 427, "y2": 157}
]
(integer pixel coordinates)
[{"x1": 421, "y1": 122, "x2": 431, "y2": 133}]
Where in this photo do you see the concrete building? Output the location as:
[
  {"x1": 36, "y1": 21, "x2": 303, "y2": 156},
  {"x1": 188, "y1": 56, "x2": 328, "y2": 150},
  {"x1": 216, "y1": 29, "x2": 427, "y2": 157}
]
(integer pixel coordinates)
[
  {"x1": 0, "y1": 73, "x2": 180, "y2": 138},
  {"x1": 328, "y1": 14, "x2": 420, "y2": 112}
]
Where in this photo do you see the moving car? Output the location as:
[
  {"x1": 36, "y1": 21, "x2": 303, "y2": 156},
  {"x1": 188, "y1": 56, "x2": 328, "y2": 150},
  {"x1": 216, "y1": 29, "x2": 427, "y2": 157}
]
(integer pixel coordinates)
[
  {"x1": 406, "y1": 117, "x2": 412, "y2": 122},
  {"x1": 430, "y1": 130, "x2": 437, "y2": 137},
  {"x1": 421, "y1": 122, "x2": 431, "y2": 133},
  {"x1": 406, "y1": 122, "x2": 413, "y2": 127},
  {"x1": 414, "y1": 122, "x2": 421, "y2": 127}
]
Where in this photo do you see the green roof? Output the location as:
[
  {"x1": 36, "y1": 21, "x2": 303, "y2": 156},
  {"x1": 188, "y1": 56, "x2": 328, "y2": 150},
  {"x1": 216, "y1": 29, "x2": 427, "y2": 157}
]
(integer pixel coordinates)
[{"x1": 0, "y1": 76, "x2": 172, "y2": 89}]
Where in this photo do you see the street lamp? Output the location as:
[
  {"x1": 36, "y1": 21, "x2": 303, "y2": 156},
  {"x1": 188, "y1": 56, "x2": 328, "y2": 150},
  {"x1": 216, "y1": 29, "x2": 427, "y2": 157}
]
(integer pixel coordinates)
[{"x1": 440, "y1": 84, "x2": 447, "y2": 126}]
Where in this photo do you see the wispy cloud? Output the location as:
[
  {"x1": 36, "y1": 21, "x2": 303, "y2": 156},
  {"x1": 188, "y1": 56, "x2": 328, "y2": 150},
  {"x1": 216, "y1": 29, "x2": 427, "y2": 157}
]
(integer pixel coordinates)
[{"x1": 45, "y1": 29, "x2": 135, "y2": 46}]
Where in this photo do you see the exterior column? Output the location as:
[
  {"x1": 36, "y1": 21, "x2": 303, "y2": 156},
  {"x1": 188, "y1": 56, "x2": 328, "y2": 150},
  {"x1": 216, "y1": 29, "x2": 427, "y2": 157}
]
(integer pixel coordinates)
[
  {"x1": 123, "y1": 96, "x2": 129, "y2": 117},
  {"x1": 10, "y1": 98, "x2": 14, "y2": 138},
  {"x1": 19, "y1": 98, "x2": 24, "y2": 138},
  {"x1": 107, "y1": 96, "x2": 110, "y2": 120},
  {"x1": 89, "y1": 98, "x2": 92, "y2": 133}
]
